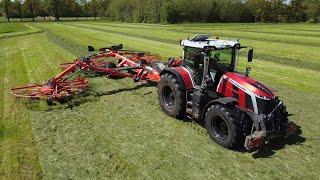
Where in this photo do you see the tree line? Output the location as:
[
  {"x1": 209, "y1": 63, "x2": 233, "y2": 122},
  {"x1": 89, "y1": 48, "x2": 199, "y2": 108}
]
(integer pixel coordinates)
[{"x1": 1, "y1": 0, "x2": 319, "y2": 23}]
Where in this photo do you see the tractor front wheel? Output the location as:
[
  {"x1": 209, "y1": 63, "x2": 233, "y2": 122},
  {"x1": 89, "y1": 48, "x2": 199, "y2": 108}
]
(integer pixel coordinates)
[
  {"x1": 157, "y1": 73, "x2": 186, "y2": 119},
  {"x1": 205, "y1": 104, "x2": 242, "y2": 149}
]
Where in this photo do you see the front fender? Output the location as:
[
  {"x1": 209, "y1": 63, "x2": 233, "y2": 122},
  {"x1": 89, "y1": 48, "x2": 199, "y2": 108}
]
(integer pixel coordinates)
[{"x1": 201, "y1": 97, "x2": 237, "y2": 119}]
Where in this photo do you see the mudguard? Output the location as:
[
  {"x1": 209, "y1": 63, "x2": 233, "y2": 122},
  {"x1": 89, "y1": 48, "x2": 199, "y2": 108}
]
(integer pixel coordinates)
[
  {"x1": 201, "y1": 97, "x2": 237, "y2": 119},
  {"x1": 160, "y1": 67, "x2": 194, "y2": 91}
]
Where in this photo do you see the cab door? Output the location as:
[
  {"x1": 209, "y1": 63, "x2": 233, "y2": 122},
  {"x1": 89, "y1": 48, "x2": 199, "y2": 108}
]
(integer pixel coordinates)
[{"x1": 183, "y1": 46, "x2": 204, "y2": 86}]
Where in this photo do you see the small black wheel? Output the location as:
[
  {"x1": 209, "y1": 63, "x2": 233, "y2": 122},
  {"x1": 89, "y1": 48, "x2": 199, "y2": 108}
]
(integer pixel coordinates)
[
  {"x1": 47, "y1": 99, "x2": 55, "y2": 106},
  {"x1": 138, "y1": 60, "x2": 148, "y2": 66},
  {"x1": 58, "y1": 95, "x2": 72, "y2": 104},
  {"x1": 157, "y1": 73, "x2": 186, "y2": 119},
  {"x1": 205, "y1": 104, "x2": 243, "y2": 149},
  {"x1": 105, "y1": 62, "x2": 117, "y2": 68}
]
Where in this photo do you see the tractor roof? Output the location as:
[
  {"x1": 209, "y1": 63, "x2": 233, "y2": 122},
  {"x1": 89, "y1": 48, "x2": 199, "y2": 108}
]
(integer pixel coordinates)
[{"x1": 180, "y1": 34, "x2": 240, "y2": 49}]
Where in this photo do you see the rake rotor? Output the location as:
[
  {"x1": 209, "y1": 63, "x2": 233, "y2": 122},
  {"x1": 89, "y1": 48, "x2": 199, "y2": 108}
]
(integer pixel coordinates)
[{"x1": 10, "y1": 44, "x2": 167, "y2": 103}]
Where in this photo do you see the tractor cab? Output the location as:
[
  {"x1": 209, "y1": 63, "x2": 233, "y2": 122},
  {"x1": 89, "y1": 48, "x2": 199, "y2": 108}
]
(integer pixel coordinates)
[{"x1": 181, "y1": 34, "x2": 252, "y2": 89}]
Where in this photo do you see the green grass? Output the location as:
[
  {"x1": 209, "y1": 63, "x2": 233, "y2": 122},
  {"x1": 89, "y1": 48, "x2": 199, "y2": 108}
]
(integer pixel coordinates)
[
  {"x1": 0, "y1": 23, "x2": 43, "y2": 39},
  {"x1": 0, "y1": 23, "x2": 29, "y2": 34},
  {"x1": 60, "y1": 22, "x2": 320, "y2": 71},
  {"x1": 0, "y1": 34, "x2": 44, "y2": 178},
  {"x1": 1, "y1": 22, "x2": 320, "y2": 179}
]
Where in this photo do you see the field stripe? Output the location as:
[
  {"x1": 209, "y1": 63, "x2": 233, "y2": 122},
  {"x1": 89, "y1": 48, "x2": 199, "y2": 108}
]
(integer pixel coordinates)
[
  {"x1": 85, "y1": 22, "x2": 320, "y2": 37},
  {"x1": 35, "y1": 23, "x2": 182, "y2": 58},
  {"x1": 168, "y1": 29, "x2": 320, "y2": 47},
  {"x1": 0, "y1": 31, "x2": 44, "y2": 39},
  {"x1": 234, "y1": 29, "x2": 320, "y2": 37},
  {"x1": 0, "y1": 37, "x2": 43, "y2": 178},
  {"x1": 65, "y1": 23, "x2": 179, "y2": 44},
  {"x1": 63, "y1": 23, "x2": 320, "y2": 71},
  {"x1": 0, "y1": 24, "x2": 44, "y2": 39}
]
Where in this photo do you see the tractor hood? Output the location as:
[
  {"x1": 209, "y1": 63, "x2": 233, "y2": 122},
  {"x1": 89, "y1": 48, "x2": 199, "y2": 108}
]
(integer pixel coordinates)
[{"x1": 225, "y1": 72, "x2": 276, "y2": 99}]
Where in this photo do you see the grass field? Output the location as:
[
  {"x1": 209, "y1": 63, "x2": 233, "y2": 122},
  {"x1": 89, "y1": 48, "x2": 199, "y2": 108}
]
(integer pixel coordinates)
[{"x1": 0, "y1": 22, "x2": 319, "y2": 179}]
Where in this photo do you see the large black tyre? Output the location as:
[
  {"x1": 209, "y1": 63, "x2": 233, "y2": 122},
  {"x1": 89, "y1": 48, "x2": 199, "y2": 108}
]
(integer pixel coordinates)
[
  {"x1": 157, "y1": 73, "x2": 186, "y2": 119},
  {"x1": 205, "y1": 104, "x2": 243, "y2": 149}
]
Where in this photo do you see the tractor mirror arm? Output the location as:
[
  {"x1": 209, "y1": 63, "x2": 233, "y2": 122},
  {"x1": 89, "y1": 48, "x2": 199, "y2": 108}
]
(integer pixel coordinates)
[
  {"x1": 238, "y1": 46, "x2": 253, "y2": 49},
  {"x1": 248, "y1": 48, "x2": 253, "y2": 62}
]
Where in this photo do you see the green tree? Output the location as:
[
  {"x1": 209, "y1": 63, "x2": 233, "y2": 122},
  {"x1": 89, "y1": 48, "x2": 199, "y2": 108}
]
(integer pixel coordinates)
[
  {"x1": 49, "y1": 0, "x2": 62, "y2": 21},
  {"x1": 270, "y1": 0, "x2": 285, "y2": 23},
  {"x1": 90, "y1": 0, "x2": 99, "y2": 20},
  {"x1": 13, "y1": 0, "x2": 23, "y2": 22},
  {"x1": 286, "y1": 0, "x2": 307, "y2": 22},
  {"x1": 97, "y1": 0, "x2": 110, "y2": 17},
  {"x1": 248, "y1": 0, "x2": 271, "y2": 22},
  {"x1": 74, "y1": 0, "x2": 81, "y2": 20},
  {"x1": 38, "y1": 0, "x2": 50, "y2": 20},
  {"x1": 81, "y1": 0, "x2": 89, "y2": 19},
  {"x1": 161, "y1": 0, "x2": 181, "y2": 23},
  {"x1": 2, "y1": 0, "x2": 11, "y2": 21},
  {"x1": 304, "y1": 0, "x2": 320, "y2": 22},
  {"x1": 24, "y1": 0, "x2": 40, "y2": 22}
]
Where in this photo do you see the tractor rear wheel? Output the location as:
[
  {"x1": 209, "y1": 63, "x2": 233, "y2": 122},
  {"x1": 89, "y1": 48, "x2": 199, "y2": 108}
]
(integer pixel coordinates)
[
  {"x1": 157, "y1": 73, "x2": 186, "y2": 119},
  {"x1": 205, "y1": 104, "x2": 243, "y2": 149}
]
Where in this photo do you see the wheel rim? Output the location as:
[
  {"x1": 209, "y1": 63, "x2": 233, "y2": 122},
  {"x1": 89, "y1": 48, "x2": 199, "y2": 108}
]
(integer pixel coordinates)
[
  {"x1": 211, "y1": 117, "x2": 229, "y2": 140},
  {"x1": 162, "y1": 86, "x2": 175, "y2": 109}
]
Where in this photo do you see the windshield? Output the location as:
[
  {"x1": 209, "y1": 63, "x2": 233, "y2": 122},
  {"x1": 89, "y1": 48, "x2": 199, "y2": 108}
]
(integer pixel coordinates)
[{"x1": 209, "y1": 48, "x2": 233, "y2": 66}]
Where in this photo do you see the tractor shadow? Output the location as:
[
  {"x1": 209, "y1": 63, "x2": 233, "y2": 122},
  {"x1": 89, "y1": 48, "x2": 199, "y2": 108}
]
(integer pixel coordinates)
[
  {"x1": 252, "y1": 125, "x2": 306, "y2": 159},
  {"x1": 184, "y1": 117, "x2": 306, "y2": 158}
]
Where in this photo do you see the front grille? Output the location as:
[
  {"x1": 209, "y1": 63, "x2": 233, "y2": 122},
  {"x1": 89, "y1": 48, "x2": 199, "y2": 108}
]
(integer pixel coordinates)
[
  {"x1": 256, "y1": 98, "x2": 278, "y2": 114},
  {"x1": 256, "y1": 98, "x2": 288, "y2": 134}
]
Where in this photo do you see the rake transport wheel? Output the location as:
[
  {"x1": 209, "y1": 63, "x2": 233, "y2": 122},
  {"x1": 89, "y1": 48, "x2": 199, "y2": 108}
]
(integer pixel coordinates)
[
  {"x1": 205, "y1": 104, "x2": 243, "y2": 149},
  {"x1": 157, "y1": 73, "x2": 186, "y2": 119}
]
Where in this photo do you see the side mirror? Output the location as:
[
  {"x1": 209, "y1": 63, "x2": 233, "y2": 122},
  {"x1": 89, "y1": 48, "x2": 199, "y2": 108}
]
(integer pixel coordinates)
[
  {"x1": 88, "y1": 45, "x2": 95, "y2": 52},
  {"x1": 248, "y1": 49, "x2": 253, "y2": 62}
]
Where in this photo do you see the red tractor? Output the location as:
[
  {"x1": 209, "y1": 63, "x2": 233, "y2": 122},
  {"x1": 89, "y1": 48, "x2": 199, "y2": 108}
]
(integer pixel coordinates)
[
  {"x1": 157, "y1": 35, "x2": 297, "y2": 150},
  {"x1": 11, "y1": 35, "x2": 297, "y2": 150}
]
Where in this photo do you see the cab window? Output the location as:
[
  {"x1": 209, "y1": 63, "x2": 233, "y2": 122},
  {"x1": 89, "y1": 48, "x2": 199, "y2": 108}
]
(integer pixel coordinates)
[
  {"x1": 209, "y1": 48, "x2": 233, "y2": 66},
  {"x1": 184, "y1": 47, "x2": 203, "y2": 69},
  {"x1": 184, "y1": 47, "x2": 204, "y2": 85}
]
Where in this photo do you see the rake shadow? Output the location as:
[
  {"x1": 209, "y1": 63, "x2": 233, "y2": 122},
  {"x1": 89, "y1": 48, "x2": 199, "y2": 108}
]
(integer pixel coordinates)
[
  {"x1": 24, "y1": 82, "x2": 156, "y2": 111},
  {"x1": 94, "y1": 82, "x2": 155, "y2": 98}
]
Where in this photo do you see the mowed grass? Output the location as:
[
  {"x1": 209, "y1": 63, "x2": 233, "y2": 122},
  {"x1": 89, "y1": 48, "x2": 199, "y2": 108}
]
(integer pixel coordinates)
[
  {"x1": 0, "y1": 23, "x2": 29, "y2": 34},
  {"x1": 0, "y1": 23, "x2": 43, "y2": 39},
  {"x1": 1, "y1": 22, "x2": 320, "y2": 179}
]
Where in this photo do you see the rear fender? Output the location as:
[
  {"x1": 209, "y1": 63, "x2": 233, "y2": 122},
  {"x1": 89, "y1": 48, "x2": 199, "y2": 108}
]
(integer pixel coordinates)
[{"x1": 160, "y1": 67, "x2": 194, "y2": 91}]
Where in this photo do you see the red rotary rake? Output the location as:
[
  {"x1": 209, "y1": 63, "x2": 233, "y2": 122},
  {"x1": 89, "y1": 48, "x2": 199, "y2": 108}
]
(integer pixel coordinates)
[{"x1": 10, "y1": 44, "x2": 169, "y2": 103}]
